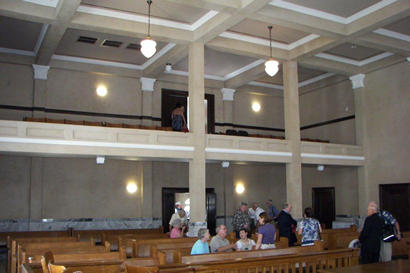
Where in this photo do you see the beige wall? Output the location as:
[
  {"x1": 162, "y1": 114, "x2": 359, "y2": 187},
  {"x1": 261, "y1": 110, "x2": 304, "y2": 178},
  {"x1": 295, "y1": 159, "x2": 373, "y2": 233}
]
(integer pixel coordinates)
[
  {"x1": 302, "y1": 165, "x2": 358, "y2": 216},
  {"x1": 300, "y1": 79, "x2": 356, "y2": 144},
  {"x1": 362, "y1": 61, "x2": 410, "y2": 203}
]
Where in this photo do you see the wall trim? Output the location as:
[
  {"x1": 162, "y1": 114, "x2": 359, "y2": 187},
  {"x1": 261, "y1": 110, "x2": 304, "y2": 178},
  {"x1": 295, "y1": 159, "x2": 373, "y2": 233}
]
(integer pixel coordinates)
[
  {"x1": 301, "y1": 153, "x2": 365, "y2": 161},
  {"x1": 301, "y1": 115, "x2": 355, "y2": 130},
  {"x1": 206, "y1": 147, "x2": 292, "y2": 157}
]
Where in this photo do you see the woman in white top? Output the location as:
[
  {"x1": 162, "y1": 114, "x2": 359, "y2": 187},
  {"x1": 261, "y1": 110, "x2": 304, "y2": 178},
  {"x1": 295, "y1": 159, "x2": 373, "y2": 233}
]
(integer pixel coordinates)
[{"x1": 235, "y1": 229, "x2": 256, "y2": 251}]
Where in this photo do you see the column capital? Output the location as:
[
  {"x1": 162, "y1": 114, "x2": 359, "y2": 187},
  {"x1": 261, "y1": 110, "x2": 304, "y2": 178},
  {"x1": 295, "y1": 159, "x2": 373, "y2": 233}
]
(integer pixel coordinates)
[
  {"x1": 32, "y1": 64, "x2": 50, "y2": 80},
  {"x1": 349, "y1": 74, "x2": 365, "y2": 89},
  {"x1": 221, "y1": 88, "x2": 236, "y2": 101},
  {"x1": 140, "y1": 77, "x2": 156, "y2": 92}
]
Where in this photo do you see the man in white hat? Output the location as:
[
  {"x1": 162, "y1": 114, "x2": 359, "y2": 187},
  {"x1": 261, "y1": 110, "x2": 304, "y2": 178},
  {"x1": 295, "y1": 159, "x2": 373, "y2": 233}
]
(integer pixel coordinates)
[{"x1": 169, "y1": 201, "x2": 188, "y2": 231}]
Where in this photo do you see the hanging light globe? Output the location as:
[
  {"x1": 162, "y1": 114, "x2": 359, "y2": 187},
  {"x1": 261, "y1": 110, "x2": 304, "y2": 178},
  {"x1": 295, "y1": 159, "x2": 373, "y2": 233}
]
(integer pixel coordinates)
[
  {"x1": 140, "y1": 37, "x2": 157, "y2": 58},
  {"x1": 265, "y1": 58, "x2": 279, "y2": 77}
]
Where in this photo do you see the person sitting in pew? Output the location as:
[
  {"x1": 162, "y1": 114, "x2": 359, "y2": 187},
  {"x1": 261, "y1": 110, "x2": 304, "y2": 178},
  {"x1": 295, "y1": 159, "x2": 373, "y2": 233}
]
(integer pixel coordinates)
[
  {"x1": 297, "y1": 207, "x2": 322, "y2": 246},
  {"x1": 191, "y1": 228, "x2": 210, "y2": 255},
  {"x1": 170, "y1": 219, "x2": 186, "y2": 238},
  {"x1": 236, "y1": 229, "x2": 256, "y2": 251},
  {"x1": 255, "y1": 212, "x2": 276, "y2": 250},
  {"x1": 210, "y1": 225, "x2": 236, "y2": 253}
]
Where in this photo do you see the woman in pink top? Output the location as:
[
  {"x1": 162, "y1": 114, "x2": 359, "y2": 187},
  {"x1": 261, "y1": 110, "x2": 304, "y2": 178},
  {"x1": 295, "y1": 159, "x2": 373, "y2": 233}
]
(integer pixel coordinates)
[{"x1": 170, "y1": 219, "x2": 186, "y2": 238}]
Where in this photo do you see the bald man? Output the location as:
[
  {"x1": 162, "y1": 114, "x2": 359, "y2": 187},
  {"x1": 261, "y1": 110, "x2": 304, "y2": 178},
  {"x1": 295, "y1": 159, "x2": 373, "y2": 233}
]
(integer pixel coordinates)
[{"x1": 359, "y1": 202, "x2": 384, "y2": 264}]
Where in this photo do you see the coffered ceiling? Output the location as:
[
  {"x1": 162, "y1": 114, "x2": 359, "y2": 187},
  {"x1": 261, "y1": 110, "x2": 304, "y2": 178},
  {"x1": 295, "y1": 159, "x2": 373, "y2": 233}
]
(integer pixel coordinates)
[{"x1": 0, "y1": 0, "x2": 408, "y2": 90}]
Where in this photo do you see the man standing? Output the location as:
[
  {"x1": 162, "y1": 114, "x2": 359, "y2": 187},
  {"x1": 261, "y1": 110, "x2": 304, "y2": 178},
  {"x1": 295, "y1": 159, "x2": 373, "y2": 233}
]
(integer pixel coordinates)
[
  {"x1": 210, "y1": 225, "x2": 236, "y2": 253},
  {"x1": 359, "y1": 202, "x2": 384, "y2": 264},
  {"x1": 266, "y1": 199, "x2": 279, "y2": 219},
  {"x1": 232, "y1": 202, "x2": 251, "y2": 238},
  {"x1": 248, "y1": 202, "x2": 265, "y2": 233},
  {"x1": 276, "y1": 203, "x2": 297, "y2": 246},
  {"x1": 369, "y1": 201, "x2": 401, "y2": 262}
]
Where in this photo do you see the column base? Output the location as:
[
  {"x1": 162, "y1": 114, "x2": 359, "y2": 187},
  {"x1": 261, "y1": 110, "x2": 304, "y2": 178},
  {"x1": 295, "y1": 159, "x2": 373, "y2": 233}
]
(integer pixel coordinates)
[{"x1": 186, "y1": 221, "x2": 207, "y2": 237}]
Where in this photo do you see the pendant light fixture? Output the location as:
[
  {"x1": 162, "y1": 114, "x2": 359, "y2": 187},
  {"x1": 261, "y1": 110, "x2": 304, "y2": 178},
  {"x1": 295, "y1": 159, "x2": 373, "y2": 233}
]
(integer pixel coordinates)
[
  {"x1": 265, "y1": 26, "x2": 279, "y2": 77},
  {"x1": 140, "y1": 0, "x2": 157, "y2": 58}
]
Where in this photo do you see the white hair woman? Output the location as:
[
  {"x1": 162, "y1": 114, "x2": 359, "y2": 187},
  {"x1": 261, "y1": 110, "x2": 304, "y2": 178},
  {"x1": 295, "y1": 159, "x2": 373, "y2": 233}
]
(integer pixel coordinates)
[{"x1": 190, "y1": 228, "x2": 210, "y2": 255}]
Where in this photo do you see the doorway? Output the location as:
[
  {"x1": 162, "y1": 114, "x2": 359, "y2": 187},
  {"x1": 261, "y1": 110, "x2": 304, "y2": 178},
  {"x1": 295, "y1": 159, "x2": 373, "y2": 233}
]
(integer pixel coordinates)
[
  {"x1": 312, "y1": 187, "x2": 335, "y2": 229},
  {"x1": 380, "y1": 183, "x2": 410, "y2": 231},
  {"x1": 162, "y1": 187, "x2": 216, "y2": 234}
]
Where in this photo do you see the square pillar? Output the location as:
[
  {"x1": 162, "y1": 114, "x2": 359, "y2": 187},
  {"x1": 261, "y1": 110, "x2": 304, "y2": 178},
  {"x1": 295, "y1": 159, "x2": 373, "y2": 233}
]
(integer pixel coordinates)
[
  {"x1": 32, "y1": 65, "x2": 49, "y2": 117},
  {"x1": 187, "y1": 42, "x2": 207, "y2": 236},
  {"x1": 283, "y1": 61, "x2": 303, "y2": 218}
]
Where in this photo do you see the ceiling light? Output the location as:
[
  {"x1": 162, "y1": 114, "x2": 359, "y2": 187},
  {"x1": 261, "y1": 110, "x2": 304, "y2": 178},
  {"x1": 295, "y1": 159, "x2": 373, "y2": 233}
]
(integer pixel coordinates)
[
  {"x1": 96, "y1": 156, "x2": 105, "y2": 164},
  {"x1": 165, "y1": 63, "x2": 172, "y2": 72},
  {"x1": 265, "y1": 26, "x2": 279, "y2": 77},
  {"x1": 140, "y1": 0, "x2": 157, "y2": 58},
  {"x1": 317, "y1": 165, "x2": 325, "y2": 171},
  {"x1": 252, "y1": 102, "x2": 261, "y2": 112},
  {"x1": 127, "y1": 182, "x2": 138, "y2": 194},
  {"x1": 96, "y1": 85, "x2": 107, "y2": 97}
]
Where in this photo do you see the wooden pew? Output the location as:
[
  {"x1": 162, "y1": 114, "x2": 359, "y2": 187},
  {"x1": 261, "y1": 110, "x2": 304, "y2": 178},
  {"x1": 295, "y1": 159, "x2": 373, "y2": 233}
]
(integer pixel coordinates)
[
  {"x1": 17, "y1": 241, "x2": 111, "y2": 272},
  {"x1": 181, "y1": 241, "x2": 324, "y2": 265},
  {"x1": 157, "y1": 248, "x2": 359, "y2": 273},
  {"x1": 393, "y1": 231, "x2": 410, "y2": 258},
  {"x1": 151, "y1": 241, "x2": 195, "y2": 264},
  {"x1": 25, "y1": 251, "x2": 125, "y2": 273},
  {"x1": 131, "y1": 237, "x2": 197, "y2": 258},
  {"x1": 9, "y1": 237, "x2": 78, "y2": 273}
]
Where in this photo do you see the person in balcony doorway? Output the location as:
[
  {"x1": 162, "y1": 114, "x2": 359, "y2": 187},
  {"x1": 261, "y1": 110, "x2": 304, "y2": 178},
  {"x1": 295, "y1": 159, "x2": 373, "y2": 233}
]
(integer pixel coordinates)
[{"x1": 171, "y1": 102, "x2": 187, "y2": 131}]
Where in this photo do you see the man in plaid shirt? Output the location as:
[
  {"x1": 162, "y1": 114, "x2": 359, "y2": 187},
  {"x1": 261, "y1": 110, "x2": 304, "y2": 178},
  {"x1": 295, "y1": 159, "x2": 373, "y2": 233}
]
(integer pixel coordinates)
[{"x1": 232, "y1": 202, "x2": 251, "y2": 238}]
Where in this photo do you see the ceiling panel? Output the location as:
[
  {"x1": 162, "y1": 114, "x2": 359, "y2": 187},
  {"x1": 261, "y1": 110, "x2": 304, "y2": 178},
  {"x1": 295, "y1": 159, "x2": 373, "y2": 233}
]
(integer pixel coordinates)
[
  {"x1": 0, "y1": 16, "x2": 43, "y2": 51},
  {"x1": 256, "y1": 66, "x2": 326, "y2": 86},
  {"x1": 173, "y1": 47, "x2": 258, "y2": 77},
  {"x1": 325, "y1": 43, "x2": 384, "y2": 61},
  {"x1": 229, "y1": 19, "x2": 310, "y2": 44},
  {"x1": 284, "y1": 0, "x2": 380, "y2": 17},
  {"x1": 56, "y1": 28, "x2": 167, "y2": 65},
  {"x1": 81, "y1": 0, "x2": 209, "y2": 24},
  {"x1": 383, "y1": 16, "x2": 410, "y2": 35}
]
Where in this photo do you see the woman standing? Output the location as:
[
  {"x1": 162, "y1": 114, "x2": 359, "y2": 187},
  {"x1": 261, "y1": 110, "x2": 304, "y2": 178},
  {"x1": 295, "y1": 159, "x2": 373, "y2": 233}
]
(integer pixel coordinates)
[
  {"x1": 297, "y1": 207, "x2": 322, "y2": 246},
  {"x1": 255, "y1": 212, "x2": 276, "y2": 249},
  {"x1": 171, "y1": 103, "x2": 187, "y2": 131}
]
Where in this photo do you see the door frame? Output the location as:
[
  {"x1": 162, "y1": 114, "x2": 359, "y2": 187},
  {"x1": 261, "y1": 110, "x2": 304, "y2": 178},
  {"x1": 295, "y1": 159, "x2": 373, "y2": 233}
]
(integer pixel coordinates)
[{"x1": 312, "y1": 187, "x2": 335, "y2": 229}]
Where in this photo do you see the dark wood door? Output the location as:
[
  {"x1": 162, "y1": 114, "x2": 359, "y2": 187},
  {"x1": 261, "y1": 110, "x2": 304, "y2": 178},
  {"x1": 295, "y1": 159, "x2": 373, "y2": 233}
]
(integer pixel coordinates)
[
  {"x1": 380, "y1": 183, "x2": 410, "y2": 231},
  {"x1": 312, "y1": 187, "x2": 335, "y2": 229},
  {"x1": 162, "y1": 187, "x2": 216, "y2": 234},
  {"x1": 161, "y1": 89, "x2": 215, "y2": 133}
]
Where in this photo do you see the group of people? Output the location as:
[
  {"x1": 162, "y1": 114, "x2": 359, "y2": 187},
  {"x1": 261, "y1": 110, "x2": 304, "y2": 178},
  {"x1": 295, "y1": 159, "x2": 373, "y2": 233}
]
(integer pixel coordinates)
[
  {"x1": 190, "y1": 201, "x2": 324, "y2": 255},
  {"x1": 232, "y1": 201, "x2": 321, "y2": 247}
]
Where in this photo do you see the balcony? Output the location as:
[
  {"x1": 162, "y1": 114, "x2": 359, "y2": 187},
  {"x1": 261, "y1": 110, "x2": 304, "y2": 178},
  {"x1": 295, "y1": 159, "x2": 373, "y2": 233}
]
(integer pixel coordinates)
[{"x1": 0, "y1": 120, "x2": 364, "y2": 166}]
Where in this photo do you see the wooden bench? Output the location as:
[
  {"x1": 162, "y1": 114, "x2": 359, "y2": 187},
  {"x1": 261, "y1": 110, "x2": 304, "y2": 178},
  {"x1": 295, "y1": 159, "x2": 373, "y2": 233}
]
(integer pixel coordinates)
[
  {"x1": 130, "y1": 237, "x2": 197, "y2": 258},
  {"x1": 9, "y1": 237, "x2": 78, "y2": 273},
  {"x1": 17, "y1": 241, "x2": 111, "y2": 273},
  {"x1": 158, "y1": 248, "x2": 359, "y2": 273},
  {"x1": 25, "y1": 251, "x2": 125, "y2": 273},
  {"x1": 181, "y1": 240, "x2": 324, "y2": 265}
]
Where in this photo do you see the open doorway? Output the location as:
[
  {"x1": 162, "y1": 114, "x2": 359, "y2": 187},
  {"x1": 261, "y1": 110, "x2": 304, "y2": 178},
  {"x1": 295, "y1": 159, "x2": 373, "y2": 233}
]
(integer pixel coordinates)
[
  {"x1": 312, "y1": 187, "x2": 335, "y2": 229},
  {"x1": 162, "y1": 187, "x2": 216, "y2": 234}
]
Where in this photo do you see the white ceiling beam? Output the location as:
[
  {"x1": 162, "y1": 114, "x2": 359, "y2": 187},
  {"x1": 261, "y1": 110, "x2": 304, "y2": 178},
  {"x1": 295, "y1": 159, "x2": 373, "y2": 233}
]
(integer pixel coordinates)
[
  {"x1": 299, "y1": 57, "x2": 361, "y2": 76},
  {"x1": 0, "y1": 0, "x2": 55, "y2": 23},
  {"x1": 355, "y1": 33, "x2": 410, "y2": 56},
  {"x1": 35, "y1": 0, "x2": 82, "y2": 65}
]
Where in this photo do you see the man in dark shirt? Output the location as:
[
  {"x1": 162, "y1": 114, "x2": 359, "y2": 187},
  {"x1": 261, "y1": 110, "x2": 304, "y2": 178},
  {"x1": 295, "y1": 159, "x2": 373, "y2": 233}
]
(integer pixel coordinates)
[
  {"x1": 359, "y1": 202, "x2": 384, "y2": 264},
  {"x1": 276, "y1": 203, "x2": 297, "y2": 246},
  {"x1": 232, "y1": 202, "x2": 251, "y2": 238}
]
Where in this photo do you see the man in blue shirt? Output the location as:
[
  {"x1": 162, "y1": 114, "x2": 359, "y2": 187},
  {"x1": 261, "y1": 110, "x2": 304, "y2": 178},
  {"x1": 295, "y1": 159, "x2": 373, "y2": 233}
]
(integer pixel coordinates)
[{"x1": 266, "y1": 199, "x2": 279, "y2": 219}]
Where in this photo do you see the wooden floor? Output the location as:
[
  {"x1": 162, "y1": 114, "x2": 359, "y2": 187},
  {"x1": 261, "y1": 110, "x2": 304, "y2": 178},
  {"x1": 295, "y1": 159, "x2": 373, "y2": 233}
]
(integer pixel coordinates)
[{"x1": 319, "y1": 259, "x2": 409, "y2": 273}]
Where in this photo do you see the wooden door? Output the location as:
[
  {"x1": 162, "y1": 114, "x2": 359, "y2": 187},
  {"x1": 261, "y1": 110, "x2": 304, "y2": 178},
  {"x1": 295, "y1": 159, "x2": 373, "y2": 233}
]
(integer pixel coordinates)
[
  {"x1": 380, "y1": 183, "x2": 410, "y2": 231},
  {"x1": 312, "y1": 187, "x2": 335, "y2": 229}
]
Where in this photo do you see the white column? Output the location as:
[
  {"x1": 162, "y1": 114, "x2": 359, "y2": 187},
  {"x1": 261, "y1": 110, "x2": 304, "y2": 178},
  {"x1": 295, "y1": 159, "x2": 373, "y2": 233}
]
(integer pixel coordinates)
[
  {"x1": 283, "y1": 61, "x2": 303, "y2": 218},
  {"x1": 32, "y1": 65, "x2": 50, "y2": 117},
  {"x1": 221, "y1": 88, "x2": 235, "y2": 130},
  {"x1": 350, "y1": 74, "x2": 371, "y2": 216},
  {"x1": 187, "y1": 42, "x2": 207, "y2": 236},
  {"x1": 140, "y1": 77, "x2": 156, "y2": 126}
]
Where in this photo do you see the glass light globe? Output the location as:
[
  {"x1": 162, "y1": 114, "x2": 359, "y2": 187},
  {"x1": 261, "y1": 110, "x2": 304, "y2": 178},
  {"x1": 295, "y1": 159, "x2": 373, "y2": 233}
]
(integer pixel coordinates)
[
  {"x1": 235, "y1": 183, "x2": 245, "y2": 194},
  {"x1": 265, "y1": 59, "x2": 279, "y2": 77},
  {"x1": 96, "y1": 85, "x2": 107, "y2": 97},
  {"x1": 140, "y1": 37, "x2": 157, "y2": 58},
  {"x1": 126, "y1": 182, "x2": 137, "y2": 194}
]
